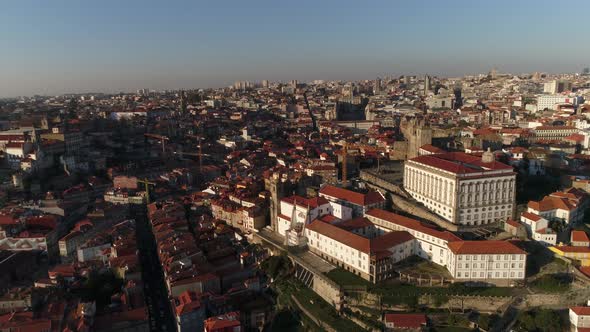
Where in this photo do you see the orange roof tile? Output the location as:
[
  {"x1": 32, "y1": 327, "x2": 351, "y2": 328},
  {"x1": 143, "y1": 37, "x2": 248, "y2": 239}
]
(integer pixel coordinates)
[{"x1": 447, "y1": 240, "x2": 526, "y2": 255}]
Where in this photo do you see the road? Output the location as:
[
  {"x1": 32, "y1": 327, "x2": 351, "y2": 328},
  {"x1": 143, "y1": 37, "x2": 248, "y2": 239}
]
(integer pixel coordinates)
[{"x1": 132, "y1": 205, "x2": 176, "y2": 332}]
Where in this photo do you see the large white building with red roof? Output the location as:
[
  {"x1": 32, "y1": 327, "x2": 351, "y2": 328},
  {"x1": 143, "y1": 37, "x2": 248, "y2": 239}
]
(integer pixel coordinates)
[
  {"x1": 305, "y1": 216, "x2": 415, "y2": 283},
  {"x1": 404, "y1": 151, "x2": 516, "y2": 227},
  {"x1": 446, "y1": 240, "x2": 526, "y2": 281}
]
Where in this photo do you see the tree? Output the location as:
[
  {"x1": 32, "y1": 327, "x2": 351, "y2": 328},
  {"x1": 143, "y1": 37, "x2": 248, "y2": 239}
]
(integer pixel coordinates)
[
  {"x1": 517, "y1": 311, "x2": 536, "y2": 331},
  {"x1": 534, "y1": 309, "x2": 562, "y2": 332}
]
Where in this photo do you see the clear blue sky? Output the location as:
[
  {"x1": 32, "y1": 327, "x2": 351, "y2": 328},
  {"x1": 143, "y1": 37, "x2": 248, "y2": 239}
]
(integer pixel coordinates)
[{"x1": 1, "y1": 0, "x2": 589, "y2": 97}]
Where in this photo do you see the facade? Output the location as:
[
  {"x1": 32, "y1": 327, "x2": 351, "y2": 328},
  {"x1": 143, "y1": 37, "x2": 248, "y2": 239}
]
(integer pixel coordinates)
[
  {"x1": 527, "y1": 189, "x2": 586, "y2": 225},
  {"x1": 571, "y1": 230, "x2": 590, "y2": 247},
  {"x1": 305, "y1": 217, "x2": 415, "y2": 283},
  {"x1": 365, "y1": 209, "x2": 460, "y2": 268},
  {"x1": 446, "y1": 241, "x2": 526, "y2": 281},
  {"x1": 570, "y1": 306, "x2": 590, "y2": 332},
  {"x1": 520, "y1": 212, "x2": 557, "y2": 246},
  {"x1": 318, "y1": 184, "x2": 386, "y2": 218},
  {"x1": 536, "y1": 95, "x2": 581, "y2": 111},
  {"x1": 533, "y1": 125, "x2": 578, "y2": 141},
  {"x1": 404, "y1": 151, "x2": 516, "y2": 226},
  {"x1": 549, "y1": 246, "x2": 590, "y2": 266},
  {"x1": 276, "y1": 195, "x2": 344, "y2": 239}
]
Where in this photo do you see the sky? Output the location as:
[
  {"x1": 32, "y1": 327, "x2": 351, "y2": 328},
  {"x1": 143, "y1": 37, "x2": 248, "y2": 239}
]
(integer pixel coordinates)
[{"x1": 1, "y1": 0, "x2": 589, "y2": 97}]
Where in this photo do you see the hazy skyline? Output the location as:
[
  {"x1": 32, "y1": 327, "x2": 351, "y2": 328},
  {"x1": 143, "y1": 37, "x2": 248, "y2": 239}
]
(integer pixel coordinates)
[{"x1": 1, "y1": 0, "x2": 589, "y2": 97}]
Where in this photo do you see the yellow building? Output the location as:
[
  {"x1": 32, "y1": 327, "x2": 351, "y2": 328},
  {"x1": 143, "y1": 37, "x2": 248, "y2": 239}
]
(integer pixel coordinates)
[{"x1": 550, "y1": 246, "x2": 590, "y2": 266}]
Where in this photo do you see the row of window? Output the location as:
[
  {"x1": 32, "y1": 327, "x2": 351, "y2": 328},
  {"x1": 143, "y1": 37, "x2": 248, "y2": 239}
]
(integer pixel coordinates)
[
  {"x1": 457, "y1": 271, "x2": 523, "y2": 278},
  {"x1": 458, "y1": 262, "x2": 524, "y2": 269},
  {"x1": 458, "y1": 254, "x2": 524, "y2": 261}
]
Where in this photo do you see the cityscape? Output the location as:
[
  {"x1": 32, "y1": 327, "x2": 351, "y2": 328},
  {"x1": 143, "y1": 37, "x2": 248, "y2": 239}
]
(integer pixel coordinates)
[{"x1": 2, "y1": 2, "x2": 590, "y2": 332}]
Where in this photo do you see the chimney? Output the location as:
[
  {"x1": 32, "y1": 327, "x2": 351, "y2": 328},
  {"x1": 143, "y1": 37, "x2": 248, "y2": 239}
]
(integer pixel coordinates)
[{"x1": 482, "y1": 147, "x2": 494, "y2": 163}]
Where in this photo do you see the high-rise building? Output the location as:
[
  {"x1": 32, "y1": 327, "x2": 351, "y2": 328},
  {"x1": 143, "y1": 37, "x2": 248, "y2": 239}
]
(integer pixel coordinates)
[
  {"x1": 261, "y1": 80, "x2": 269, "y2": 88},
  {"x1": 424, "y1": 75, "x2": 431, "y2": 95},
  {"x1": 374, "y1": 77, "x2": 381, "y2": 94},
  {"x1": 544, "y1": 80, "x2": 572, "y2": 94}
]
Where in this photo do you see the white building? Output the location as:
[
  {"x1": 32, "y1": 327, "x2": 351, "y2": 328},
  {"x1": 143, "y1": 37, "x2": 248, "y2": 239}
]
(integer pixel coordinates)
[
  {"x1": 365, "y1": 209, "x2": 460, "y2": 268},
  {"x1": 276, "y1": 195, "x2": 348, "y2": 238},
  {"x1": 569, "y1": 305, "x2": 590, "y2": 332},
  {"x1": 404, "y1": 151, "x2": 516, "y2": 226},
  {"x1": 527, "y1": 188, "x2": 587, "y2": 225},
  {"x1": 319, "y1": 185, "x2": 386, "y2": 217},
  {"x1": 446, "y1": 241, "x2": 526, "y2": 281},
  {"x1": 520, "y1": 212, "x2": 557, "y2": 246},
  {"x1": 537, "y1": 94, "x2": 582, "y2": 111},
  {"x1": 305, "y1": 217, "x2": 415, "y2": 283}
]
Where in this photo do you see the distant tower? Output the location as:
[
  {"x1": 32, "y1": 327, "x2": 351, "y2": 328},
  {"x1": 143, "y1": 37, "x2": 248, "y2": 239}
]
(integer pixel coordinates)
[
  {"x1": 453, "y1": 87, "x2": 463, "y2": 109},
  {"x1": 489, "y1": 68, "x2": 498, "y2": 80},
  {"x1": 424, "y1": 75, "x2": 431, "y2": 95},
  {"x1": 583, "y1": 67, "x2": 590, "y2": 75},
  {"x1": 180, "y1": 90, "x2": 187, "y2": 113},
  {"x1": 374, "y1": 77, "x2": 382, "y2": 94}
]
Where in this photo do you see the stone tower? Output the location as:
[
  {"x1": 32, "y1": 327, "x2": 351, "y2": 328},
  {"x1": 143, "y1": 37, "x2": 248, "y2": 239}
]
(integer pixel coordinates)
[
  {"x1": 269, "y1": 172, "x2": 291, "y2": 232},
  {"x1": 405, "y1": 118, "x2": 432, "y2": 159}
]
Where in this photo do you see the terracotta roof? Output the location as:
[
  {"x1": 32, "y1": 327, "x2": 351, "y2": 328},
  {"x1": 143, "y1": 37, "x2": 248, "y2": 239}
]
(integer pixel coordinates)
[
  {"x1": 384, "y1": 313, "x2": 427, "y2": 328},
  {"x1": 571, "y1": 230, "x2": 590, "y2": 243},
  {"x1": 282, "y1": 195, "x2": 330, "y2": 208},
  {"x1": 447, "y1": 240, "x2": 526, "y2": 255},
  {"x1": 336, "y1": 217, "x2": 374, "y2": 231},
  {"x1": 419, "y1": 144, "x2": 445, "y2": 153},
  {"x1": 528, "y1": 196, "x2": 576, "y2": 212},
  {"x1": 409, "y1": 152, "x2": 513, "y2": 174},
  {"x1": 521, "y1": 212, "x2": 542, "y2": 222},
  {"x1": 204, "y1": 311, "x2": 240, "y2": 331},
  {"x1": 307, "y1": 218, "x2": 414, "y2": 255},
  {"x1": 554, "y1": 246, "x2": 590, "y2": 253},
  {"x1": 571, "y1": 306, "x2": 590, "y2": 316},
  {"x1": 319, "y1": 185, "x2": 384, "y2": 206},
  {"x1": 307, "y1": 219, "x2": 370, "y2": 253},
  {"x1": 365, "y1": 209, "x2": 460, "y2": 242},
  {"x1": 505, "y1": 218, "x2": 521, "y2": 228}
]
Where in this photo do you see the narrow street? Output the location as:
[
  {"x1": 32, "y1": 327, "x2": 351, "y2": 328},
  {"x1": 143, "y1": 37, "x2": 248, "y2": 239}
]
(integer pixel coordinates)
[{"x1": 132, "y1": 205, "x2": 176, "y2": 332}]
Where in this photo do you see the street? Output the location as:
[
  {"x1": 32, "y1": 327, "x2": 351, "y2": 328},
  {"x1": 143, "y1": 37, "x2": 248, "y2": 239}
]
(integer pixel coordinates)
[{"x1": 132, "y1": 205, "x2": 176, "y2": 332}]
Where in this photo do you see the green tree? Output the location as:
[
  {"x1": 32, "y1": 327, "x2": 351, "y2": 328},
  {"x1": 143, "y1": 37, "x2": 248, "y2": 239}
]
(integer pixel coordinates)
[{"x1": 534, "y1": 309, "x2": 562, "y2": 332}]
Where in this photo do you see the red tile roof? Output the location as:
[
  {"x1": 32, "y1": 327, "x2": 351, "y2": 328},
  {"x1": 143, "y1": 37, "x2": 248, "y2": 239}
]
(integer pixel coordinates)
[
  {"x1": 307, "y1": 219, "x2": 370, "y2": 253},
  {"x1": 571, "y1": 230, "x2": 590, "y2": 243},
  {"x1": 365, "y1": 209, "x2": 460, "y2": 242},
  {"x1": 204, "y1": 311, "x2": 241, "y2": 332},
  {"x1": 409, "y1": 152, "x2": 513, "y2": 174},
  {"x1": 521, "y1": 212, "x2": 542, "y2": 222},
  {"x1": 571, "y1": 306, "x2": 590, "y2": 316},
  {"x1": 447, "y1": 240, "x2": 526, "y2": 255},
  {"x1": 319, "y1": 185, "x2": 384, "y2": 206},
  {"x1": 528, "y1": 196, "x2": 576, "y2": 212},
  {"x1": 384, "y1": 313, "x2": 427, "y2": 328}
]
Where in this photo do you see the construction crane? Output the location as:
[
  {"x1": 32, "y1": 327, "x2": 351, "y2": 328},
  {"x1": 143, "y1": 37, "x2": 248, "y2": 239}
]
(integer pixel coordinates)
[
  {"x1": 185, "y1": 134, "x2": 205, "y2": 171},
  {"x1": 144, "y1": 133, "x2": 169, "y2": 154},
  {"x1": 137, "y1": 178, "x2": 156, "y2": 204}
]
